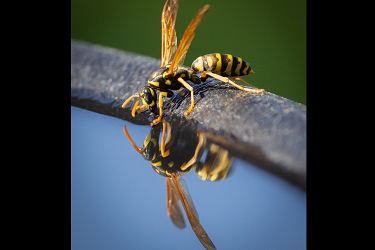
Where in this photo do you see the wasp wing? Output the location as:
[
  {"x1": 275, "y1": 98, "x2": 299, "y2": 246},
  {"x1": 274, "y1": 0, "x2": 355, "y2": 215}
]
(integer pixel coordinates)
[
  {"x1": 166, "y1": 176, "x2": 185, "y2": 229},
  {"x1": 171, "y1": 173, "x2": 216, "y2": 250},
  {"x1": 161, "y1": 0, "x2": 179, "y2": 67},
  {"x1": 168, "y1": 4, "x2": 210, "y2": 75}
]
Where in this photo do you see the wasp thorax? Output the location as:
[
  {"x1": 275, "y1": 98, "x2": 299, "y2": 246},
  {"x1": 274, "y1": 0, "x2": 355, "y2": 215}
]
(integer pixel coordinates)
[
  {"x1": 148, "y1": 67, "x2": 169, "y2": 81},
  {"x1": 191, "y1": 56, "x2": 204, "y2": 72}
]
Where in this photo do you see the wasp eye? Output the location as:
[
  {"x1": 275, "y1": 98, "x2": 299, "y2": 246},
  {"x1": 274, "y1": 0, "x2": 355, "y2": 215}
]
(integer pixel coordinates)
[
  {"x1": 140, "y1": 86, "x2": 153, "y2": 104},
  {"x1": 144, "y1": 90, "x2": 152, "y2": 104}
]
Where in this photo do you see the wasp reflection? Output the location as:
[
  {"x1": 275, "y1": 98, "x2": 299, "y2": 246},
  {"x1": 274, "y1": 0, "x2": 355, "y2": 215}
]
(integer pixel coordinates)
[{"x1": 123, "y1": 118, "x2": 234, "y2": 250}]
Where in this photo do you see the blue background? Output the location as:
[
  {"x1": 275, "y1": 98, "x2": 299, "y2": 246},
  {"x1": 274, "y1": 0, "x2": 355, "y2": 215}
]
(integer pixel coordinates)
[{"x1": 71, "y1": 106, "x2": 306, "y2": 250}]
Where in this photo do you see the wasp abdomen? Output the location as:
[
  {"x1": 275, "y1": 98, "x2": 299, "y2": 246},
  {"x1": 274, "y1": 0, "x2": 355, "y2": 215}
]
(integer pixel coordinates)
[{"x1": 191, "y1": 53, "x2": 254, "y2": 77}]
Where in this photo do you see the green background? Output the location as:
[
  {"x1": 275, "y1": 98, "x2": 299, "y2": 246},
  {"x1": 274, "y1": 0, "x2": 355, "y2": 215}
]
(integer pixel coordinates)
[{"x1": 71, "y1": 0, "x2": 306, "y2": 105}]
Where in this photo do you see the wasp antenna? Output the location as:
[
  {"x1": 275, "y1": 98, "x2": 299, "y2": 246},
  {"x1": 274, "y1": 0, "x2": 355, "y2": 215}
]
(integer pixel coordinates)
[
  {"x1": 123, "y1": 125, "x2": 145, "y2": 154},
  {"x1": 122, "y1": 94, "x2": 139, "y2": 108}
]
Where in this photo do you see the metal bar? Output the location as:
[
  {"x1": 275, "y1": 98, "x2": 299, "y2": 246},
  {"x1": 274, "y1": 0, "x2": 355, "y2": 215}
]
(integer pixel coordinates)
[{"x1": 71, "y1": 40, "x2": 306, "y2": 190}]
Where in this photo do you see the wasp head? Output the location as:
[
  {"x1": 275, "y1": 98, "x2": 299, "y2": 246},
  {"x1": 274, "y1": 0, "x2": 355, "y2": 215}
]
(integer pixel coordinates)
[
  {"x1": 122, "y1": 85, "x2": 158, "y2": 117},
  {"x1": 140, "y1": 86, "x2": 158, "y2": 114}
]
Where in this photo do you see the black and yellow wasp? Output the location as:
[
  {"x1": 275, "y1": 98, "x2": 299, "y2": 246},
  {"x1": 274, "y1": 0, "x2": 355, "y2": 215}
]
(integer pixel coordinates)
[
  {"x1": 122, "y1": 0, "x2": 264, "y2": 126},
  {"x1": 123, "y1": 120, "x2": 218, "y2": 250},
  {"x1": 123, "y1": 118, "x2": 235, "y2": 250}
]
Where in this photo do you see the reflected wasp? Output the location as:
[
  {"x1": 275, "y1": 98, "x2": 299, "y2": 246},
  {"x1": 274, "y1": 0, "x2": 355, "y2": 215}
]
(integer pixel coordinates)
[
  {"x1": 124, "y1": 120, "x2": 218, "y2": 250},
  {"x1": 122, "y1": 0, "x2": 264, "y2": 126}
]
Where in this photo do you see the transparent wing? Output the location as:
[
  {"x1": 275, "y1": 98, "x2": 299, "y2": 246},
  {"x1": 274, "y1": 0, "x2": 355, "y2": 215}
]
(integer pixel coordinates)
[
  {"x1": 177, "y1": 178, "x2": 199, "y2": 220},
  {"x1": 168, "y1": 4, "x2": 210, "y2": 74},
  {"x1": 171, "y1": 173, "x2": 216, "y2": 250},
  {"x1": 161, "y1": 0, "x2": 179, "y2": 67},
  {"x1": 166, "y1": 177, "x2": 185, "y2": 229}
]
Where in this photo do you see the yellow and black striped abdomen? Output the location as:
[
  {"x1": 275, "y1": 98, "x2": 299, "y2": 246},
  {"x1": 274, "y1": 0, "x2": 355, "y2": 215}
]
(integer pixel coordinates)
[{"x1": 191, "y1": 53, "x2": 254, "y2": 77}]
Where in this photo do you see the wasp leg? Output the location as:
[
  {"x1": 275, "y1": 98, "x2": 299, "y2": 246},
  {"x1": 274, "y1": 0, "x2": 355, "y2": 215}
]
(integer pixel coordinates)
[
  {"x1": 180, "y1": 133, "x2": 206, "y2": 171},
  {"x1": 229, "y1": 76, "x2": 259, "y2": 89},
  {"x1": 202, "y1": 71, "x2": 265, "y2": 94},
  {"x1": 178, "y1": 77, "x2": 195, "y2": 115},
  {"x1": 160, "y1": 120, "x2": 170, "y2": 157},
  {"x1": 152, "y1": 91, "x2": 170, "y2": 126}
]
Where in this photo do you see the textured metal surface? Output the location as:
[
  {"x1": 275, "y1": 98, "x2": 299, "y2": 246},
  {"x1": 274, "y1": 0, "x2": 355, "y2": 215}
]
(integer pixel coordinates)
[
  {"x1": 71, "y1": 40, "x2": 161, "y2": 124},
  {"x1": 71, "y1": 40, "x2": 306, "y2": 189}
]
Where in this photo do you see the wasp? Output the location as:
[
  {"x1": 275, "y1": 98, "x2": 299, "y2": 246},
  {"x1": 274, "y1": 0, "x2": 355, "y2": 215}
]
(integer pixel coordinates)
[
  {"x1": 195, "y1": 142, "x2": 234, "y2": 182},
  {"x1": 123, "y1": 121, "x2": 216, "y2": 250},
  {"x1": 122, "y1": 0, "x2": 264, "y2": 125}
]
